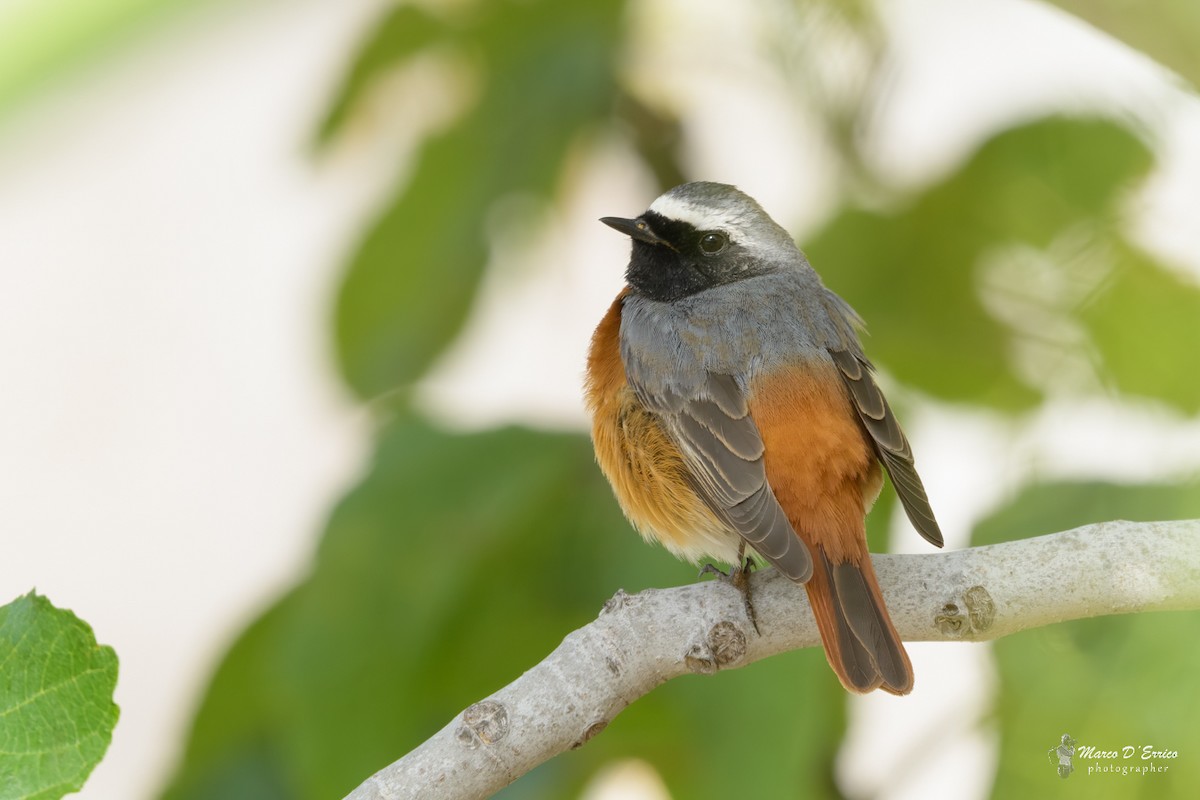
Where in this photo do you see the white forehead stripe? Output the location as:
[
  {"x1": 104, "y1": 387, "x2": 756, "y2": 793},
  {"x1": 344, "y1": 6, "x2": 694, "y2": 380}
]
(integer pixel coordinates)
[{"x1": 648, "y1": 193, "x2": 749, "y2": 232}]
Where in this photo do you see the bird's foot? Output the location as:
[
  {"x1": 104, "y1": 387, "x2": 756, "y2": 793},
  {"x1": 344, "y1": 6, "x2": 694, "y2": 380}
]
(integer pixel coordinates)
[{"x1": 698, "y1": 556, "x2": 759, "y2": 635}]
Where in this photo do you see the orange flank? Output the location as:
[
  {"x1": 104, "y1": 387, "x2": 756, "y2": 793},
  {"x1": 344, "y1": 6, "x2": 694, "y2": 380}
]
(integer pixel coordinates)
[
  {"x1": 748, "y1": 361, "x2": 882, "y2": 562},
  {"x1": 751, "y1": 361, "x2": 911, "y2": 694},
  {"x1": 584, "y1": 293, "x2": 727, "y2": 559}
]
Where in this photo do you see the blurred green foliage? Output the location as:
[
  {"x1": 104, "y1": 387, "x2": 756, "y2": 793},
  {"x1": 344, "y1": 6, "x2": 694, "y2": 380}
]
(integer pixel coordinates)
[
  {"x1": 808, "y1": 118, "x2": 1157, "y2": 411},
  {"x1": 975, "y1": 484, "x2": 1200, "y2": 798},
  {"x1": 159, "y1": 414, "x2": 851, "y2": 800},
  {"x1": 325, "y1": 0, "x2": 626, "y2": 397},
  {"x1": 140, "y1": 1, "x2": 1199, "y2": 799},
  {"x1": 0, "y1": 0, "x2": 228, "y2": 120},
  {"x1": 1048, "y1": 0, "x2": 1200, "y2": 89},
  {"x1": 1078, "y1": 241, "x2": 1200, "y2": 411}
]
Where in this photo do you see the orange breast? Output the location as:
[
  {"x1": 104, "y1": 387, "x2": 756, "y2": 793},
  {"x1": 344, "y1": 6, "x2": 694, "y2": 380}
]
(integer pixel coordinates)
[
  {"x1": 749, "y1": 360, "x2": 882, "y2": 563},
  {"x1": 585, "y1": 293, "x2": 734, "y2": 563}
]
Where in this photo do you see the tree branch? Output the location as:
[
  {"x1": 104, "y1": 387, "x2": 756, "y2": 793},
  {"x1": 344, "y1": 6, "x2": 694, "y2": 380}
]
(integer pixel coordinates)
[{"x1": 343, "y1": 520, "x2": 1200, "y2": 800}]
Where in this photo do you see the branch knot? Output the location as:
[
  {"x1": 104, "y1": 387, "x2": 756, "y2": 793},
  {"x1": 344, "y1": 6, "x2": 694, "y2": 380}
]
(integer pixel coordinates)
[
  {"x1": 455, "y1": 700, "x2": 509, "y2": 749},
  {"x1": 684, "y1": 620, "x2": 747, "y2": 673}
]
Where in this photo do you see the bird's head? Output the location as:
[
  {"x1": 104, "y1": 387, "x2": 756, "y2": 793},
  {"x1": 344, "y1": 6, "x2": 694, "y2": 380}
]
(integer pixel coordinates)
[{"x1": 601, "y1": 182, "x2": 800, "y2": 302}]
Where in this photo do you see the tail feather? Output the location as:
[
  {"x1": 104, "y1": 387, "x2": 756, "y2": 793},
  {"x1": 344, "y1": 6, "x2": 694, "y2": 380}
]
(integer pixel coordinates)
[{"x1": 805, "y1": 546, "x2": 913, "y2": 695}]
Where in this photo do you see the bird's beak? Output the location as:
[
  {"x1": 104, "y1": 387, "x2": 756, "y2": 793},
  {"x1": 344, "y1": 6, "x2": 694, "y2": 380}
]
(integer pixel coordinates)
[{"x1": 600, "y1": 216, "x2": 673, "y2": 248}]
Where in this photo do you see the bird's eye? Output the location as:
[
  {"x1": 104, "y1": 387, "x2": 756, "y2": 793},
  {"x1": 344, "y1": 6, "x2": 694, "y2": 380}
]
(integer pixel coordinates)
[{"x1": 699, "y1": 231, "x2": 727, "y2": 254}]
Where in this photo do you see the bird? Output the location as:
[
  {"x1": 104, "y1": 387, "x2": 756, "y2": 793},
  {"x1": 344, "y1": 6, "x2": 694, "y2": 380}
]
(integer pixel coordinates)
[{"x1": 584, "y1": 181, "x2": 943, "y2": 695}]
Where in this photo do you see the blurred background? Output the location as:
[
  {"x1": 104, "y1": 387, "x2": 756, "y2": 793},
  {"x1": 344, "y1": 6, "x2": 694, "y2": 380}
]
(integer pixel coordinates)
[{"x1": 2, "y1": 0, "x2": 1199, "y2": 798}]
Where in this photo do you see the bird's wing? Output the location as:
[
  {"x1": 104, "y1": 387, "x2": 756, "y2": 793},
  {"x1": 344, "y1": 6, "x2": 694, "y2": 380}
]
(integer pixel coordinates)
[
  {"x1": 631, "y1": 372, "x2": 813, "y2": 582},
  {"x1": 827, "y1": 348, "x2": 944, "y2": 547}
]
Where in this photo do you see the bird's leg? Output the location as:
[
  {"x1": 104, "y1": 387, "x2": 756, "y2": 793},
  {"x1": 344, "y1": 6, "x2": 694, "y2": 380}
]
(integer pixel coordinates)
[
  {"x1": 730, "y1": 541, "x2": 760, "y2": 634},
  {"x1": 698, "y1": 541, "x2": 760, "y2": 634}
]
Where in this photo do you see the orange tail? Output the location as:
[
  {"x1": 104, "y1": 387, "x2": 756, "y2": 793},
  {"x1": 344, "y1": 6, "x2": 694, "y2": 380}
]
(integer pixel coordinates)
[{"x1": 804, "y1": 545, "x2": 913, "y2": 695}]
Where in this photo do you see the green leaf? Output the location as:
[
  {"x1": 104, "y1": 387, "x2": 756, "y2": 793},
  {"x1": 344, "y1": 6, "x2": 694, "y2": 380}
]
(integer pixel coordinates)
[
  {"x1": 806, "y1": 117, "x2": 1153, "y2": 410},
  {"x1": 315, "y1": 4, "x2": 450, "y2": 143},
  {"x1": 1077, "y1": 241, "x2": 1200, "y2": 413},
  {"x1": 327, "y1": 0, "x2": 626, "y2": 399},
  {"x1": 160, "y1": 414, "x2": 847, "y2": 799},
  {"x1": 0, "y1": 592, "x2": 119, "y2": 800},
  {"x1": 973, "y1": 482, "x2": 1200, "y2": 798}
]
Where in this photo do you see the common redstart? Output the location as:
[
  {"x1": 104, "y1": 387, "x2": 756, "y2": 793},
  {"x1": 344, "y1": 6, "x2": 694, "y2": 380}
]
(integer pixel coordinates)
[{"x1": 585, "y1": 182, "x2": 943, "y2": 695}]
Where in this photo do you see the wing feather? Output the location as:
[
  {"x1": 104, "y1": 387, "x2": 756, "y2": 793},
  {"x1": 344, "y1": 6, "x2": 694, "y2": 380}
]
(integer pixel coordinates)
[
  {"x1": 829, "y1": 349, "x2": 944, "y2": 547},
  {"x1": 637, "y1": 371, "x2": 813, "y2": 583}
]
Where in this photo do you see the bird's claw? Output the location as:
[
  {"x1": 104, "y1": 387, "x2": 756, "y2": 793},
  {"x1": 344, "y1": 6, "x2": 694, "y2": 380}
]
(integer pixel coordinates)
[{"x1": 698, "y1": 556, "x2": 760, "y2": 634}]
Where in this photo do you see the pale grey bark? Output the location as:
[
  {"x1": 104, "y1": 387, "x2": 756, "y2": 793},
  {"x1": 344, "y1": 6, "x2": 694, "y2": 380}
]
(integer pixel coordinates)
[{"x1": 343, "y1": 520, "x2": 1200, "y2": 800}]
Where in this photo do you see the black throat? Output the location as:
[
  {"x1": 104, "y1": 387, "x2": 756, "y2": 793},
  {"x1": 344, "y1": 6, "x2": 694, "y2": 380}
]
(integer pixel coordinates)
[{"x1": 623, "y1": 212, "x2": 718, "y2": 302}]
